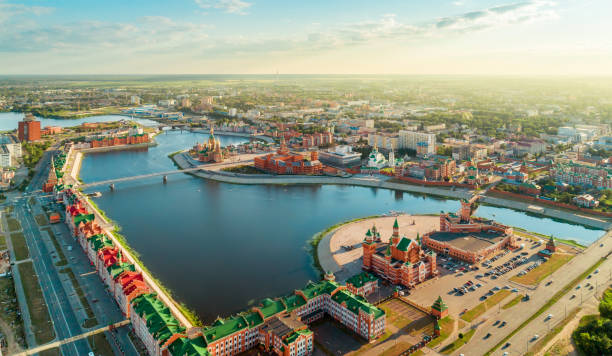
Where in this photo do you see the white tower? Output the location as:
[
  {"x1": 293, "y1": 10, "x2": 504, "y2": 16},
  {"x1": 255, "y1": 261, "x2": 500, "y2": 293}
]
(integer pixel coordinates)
[{"x1": 388, "y1": 149, "x2": 395, "y2": 167}]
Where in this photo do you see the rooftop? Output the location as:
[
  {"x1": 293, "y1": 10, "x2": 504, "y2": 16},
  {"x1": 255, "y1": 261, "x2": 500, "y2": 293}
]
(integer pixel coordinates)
[{"x1": 428, "y1": 230, "x2": 508, "y2": 253}]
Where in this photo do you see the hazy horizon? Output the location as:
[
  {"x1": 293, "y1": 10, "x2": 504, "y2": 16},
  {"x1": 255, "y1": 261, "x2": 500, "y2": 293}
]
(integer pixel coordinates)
[{"x1": 2, "y1": 0, "x2": 611, "y2": 75}]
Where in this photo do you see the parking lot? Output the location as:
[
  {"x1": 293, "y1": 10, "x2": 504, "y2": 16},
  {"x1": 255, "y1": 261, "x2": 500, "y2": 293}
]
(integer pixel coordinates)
[{"x1": 407, "y1": 238, "x2": 559, "y2": 317}]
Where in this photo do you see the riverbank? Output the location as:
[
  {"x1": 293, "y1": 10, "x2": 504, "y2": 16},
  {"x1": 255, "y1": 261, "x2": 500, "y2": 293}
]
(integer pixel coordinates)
[
  {"x1": 62, "y1": 143, "x2": 199, "y2": 329},
  {"x1": 190, "y1": 128, "x2": 274, "y2": 143},
  {"x1": 171, "y1": 152, "x2": 612, "y2": 230}
]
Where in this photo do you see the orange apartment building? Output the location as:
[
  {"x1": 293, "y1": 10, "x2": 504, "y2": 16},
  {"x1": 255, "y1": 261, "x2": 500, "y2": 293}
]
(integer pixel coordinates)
[
  {"x1": 362, "y1": 220, "x2": 438, "y2": 289},
  {"x1": 90, "y1": 133, "x2": 150, "y2": 148},
  {"x1": 18, "y1": 113, "x2": 41, "y2": 142}
]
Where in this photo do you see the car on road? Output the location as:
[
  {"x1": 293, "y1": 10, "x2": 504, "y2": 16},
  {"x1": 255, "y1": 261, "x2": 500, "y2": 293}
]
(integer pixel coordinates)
[
  {"x1": 587, "y1": 274, "x2": 592, "y2": 279},
  {"x1": 546, "y1": 280, "x2": 553, "y2": 286},
  {"x1": 493, "y1": 320, "x2": 500, "y2": 326},
  {"x1": 484, "y1": 332, "x2": 491, "y2": 339},
  {"x1": 532, "y1": 334, "x2": 539, "y2": 341},
  {"x1": 570, "y1": 294, "x2": 576, "y2": 299},
  {"x1": 595, "y1": 269, "x2": 600, "y2": 274},
  {"x1": 600, "y1": 243, "x2": 604, "y2": 247},
  {"x1": 545, "y1": 314, "x2": 553, "y2": 321},
  {"x1": 500, "y1": 321, "x2": 506, "y2": 327},
  {"x1": 503, "y1": 342, "x2": 511, "y2": 349},
  {"x1": 576, "y1": 285, "x2": 581, "y2": 289}
]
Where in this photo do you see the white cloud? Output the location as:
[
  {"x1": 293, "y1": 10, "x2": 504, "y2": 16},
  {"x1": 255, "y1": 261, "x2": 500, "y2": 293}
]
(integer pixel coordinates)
[{"x1": 195, "y1": 0, "x2": 252, "y2": 14}]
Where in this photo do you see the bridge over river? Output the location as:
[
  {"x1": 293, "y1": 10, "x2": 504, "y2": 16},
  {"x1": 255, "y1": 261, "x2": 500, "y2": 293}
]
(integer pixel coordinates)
[{"x1": 78, "y1": 165, "x2": 207, "y2": 189}]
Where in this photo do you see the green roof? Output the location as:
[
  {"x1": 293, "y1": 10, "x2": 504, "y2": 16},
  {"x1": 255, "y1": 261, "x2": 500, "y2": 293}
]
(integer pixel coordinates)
[
  {"x1": 283, "y1": 329, "x2": 313, "y2": 346},
  {"x1": 202, "y1": 315, "x2": 248, "y2": 343},
  {"x1": 385, "y1": 244, "x2": 391, "y2": 256},
  {"x1": 299, "y1": 280, "x2": 340, "y2": 300},
  {"x1": 346, "y1": 272, "x2": 378, "y2": 289},
  {"x1": 331, "y1": 290, "x2": 385, "y2": 319},
  {"x1": 73, "y1": 213, "x2": 95, "y2": 226},
  {"x1": 107, "y1": 262, "x2": 135, "y2": 279},
  {"x1": 432, "y1": 296, "x2": 448, "y2": 312},
  {"x1": 393, "y1": 218, "x2": 399, "y2": 229},
  {"x1": 89, "y1": 234, "x2": 113, "y2": 252},
  {"x1": 257, "y1": 298, "x2": 286, "y2": 319},
  {"x1": 242, "y1": 310, "x2": 264, "y2": 328},
  {"x1": 132, "y1": 293, "x2": 185, "y2": 345},
  {"x1": 282, "y1": 294, "x2": 307, "y2": 313},
  {"x1": 169, "y1": 336, "x2": 210, "y2": 356},
  {"x1": 396, "y1": 237, "x2": 414, "y2": 252}
]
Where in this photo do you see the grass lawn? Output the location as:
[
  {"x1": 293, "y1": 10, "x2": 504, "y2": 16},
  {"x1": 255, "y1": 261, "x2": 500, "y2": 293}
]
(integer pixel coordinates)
[
  {"x1": 461, "y1": 290, "x2": 511, "y2": 322},
  {"x1": 35, "y1": 214, "x2": 48, "y2": 226},
  {"x1": 0, "y1": 234, "x2": 6, "y2": 250},
  {"x1": 485, "y1": 258, "x2": 605, "y2": 355},
  {"x1": 42, "y1": 227, "x2": 67, "y2": 266},
  {"x1": 380, "y1": 342, "x2": 412, "y2": 356},
  {"x1": 88, "y1": 333, "x2": 115, "y2": 356},
  {"x1": 379, "y1": 301, "x2": 414, "y2": 329},
  {"x1": 427, "y1": 317, "x2": 454, "y2": 348},
  {"x1": 511, "y1": 254, "x2": 574, "y2": 285},
  {"x1": 7, "y1": 218, "x2": 21, "y2": 232},
  {"x1": 0, "y1": 277, "x2": 27, "y2": 349},
  {"x1": 10, "y1": 232, "x2": 29, "y2": 261},
  {"x1": 17, "y1": 262, "x2": 55, "y2": 344},
  {"x1": 525, "y1": 307, "x2": 581, "y2": 356},
  {"x1": 502, "y1": 295, "x2": 524, "y2": 310},
  {"x1": 440, "y1": 327, "x2": 476, "y2": 354},
  {"x1": 38, "y1": 349, "x2": 61, "y2": 356}
]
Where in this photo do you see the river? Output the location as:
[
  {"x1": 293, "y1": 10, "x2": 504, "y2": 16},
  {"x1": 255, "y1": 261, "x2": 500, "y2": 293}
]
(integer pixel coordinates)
[
  {"x1": 78, "y1": 130, "x2": 605, "y2": 323},
  {"x1": 0, "y1": 112, "x2": 158, "y2": 131}
]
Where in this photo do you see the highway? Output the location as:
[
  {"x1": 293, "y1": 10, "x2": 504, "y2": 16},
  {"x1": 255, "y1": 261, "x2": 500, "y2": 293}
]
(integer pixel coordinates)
[
  {"x1": 15, "y1": 198, "x2": 91, "y2": 355},
  {"x1": 455, "y1": 229, "x2": 612, "y2": 356}
]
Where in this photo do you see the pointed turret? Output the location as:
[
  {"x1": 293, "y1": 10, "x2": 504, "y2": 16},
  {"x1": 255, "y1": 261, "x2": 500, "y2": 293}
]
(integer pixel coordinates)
[
  {"x1": 392, "y1": 218, "x2": 400, "y2": 245},
  {"x1": 365, "y1": 229, "x2": 373, "y2": 243},
  {"x1": 431, "y1": 296, "x2": 448, "y2": 319},
  {"x1": 385, "y1": 244, "x2": 391, "y2": 258}
]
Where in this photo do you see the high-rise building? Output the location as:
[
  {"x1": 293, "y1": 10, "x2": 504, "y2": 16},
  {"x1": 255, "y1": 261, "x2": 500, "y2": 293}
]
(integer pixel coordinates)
[
  {"x1": 18, "y1": 113, "x2": 41, "y2": 142},
  {"x1": 398, "y1": 130, "x2": 436, "y2": 154}
]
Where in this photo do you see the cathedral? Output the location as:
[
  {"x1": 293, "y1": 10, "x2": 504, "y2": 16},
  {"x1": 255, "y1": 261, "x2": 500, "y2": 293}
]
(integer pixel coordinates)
[
  {"x1": 362, "y1": 219, "x2": 438, "y2": 289},
  {"x1": 192, "y1": 127, "x2": 224, "y2": 163}
]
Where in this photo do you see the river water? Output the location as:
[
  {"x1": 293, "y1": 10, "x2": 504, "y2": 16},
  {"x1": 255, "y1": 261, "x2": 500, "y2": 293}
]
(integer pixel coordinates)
[
  {"x1": 78, "y1": 130, "x2": 604, "y2": 322},
  {"x1": 0, "y1": 112, "x2": 157, "y2": 131}
]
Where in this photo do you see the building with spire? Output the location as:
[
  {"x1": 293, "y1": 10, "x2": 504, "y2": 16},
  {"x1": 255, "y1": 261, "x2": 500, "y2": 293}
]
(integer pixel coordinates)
[
  {"x1": 538, "y1": 235, "x2": 557, "y2": 258},
  {"x1": 192, "y1": 127, "x2": 225, "y2": 162},
  {"x1": 362, "y1": 218, "x2": 438, "y2": 289}
]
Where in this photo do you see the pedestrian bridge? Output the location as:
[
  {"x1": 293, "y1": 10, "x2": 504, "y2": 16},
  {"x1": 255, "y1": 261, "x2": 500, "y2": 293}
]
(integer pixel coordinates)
[{"x1": 79, "y1": 166, "x2": 206, "y2": 189}]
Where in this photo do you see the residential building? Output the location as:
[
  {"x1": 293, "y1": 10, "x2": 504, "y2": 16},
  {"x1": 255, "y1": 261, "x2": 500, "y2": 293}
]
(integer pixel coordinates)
[
  {"x1": 18, "y1": 113, "x2": 41, "y2": 142},
  {"x1": 367, "y1": 134, "x2": 399, "y2": 151},
  {"x1": 398, "y1": 130, "x2": 436, "y2": 154},
  {"x1": 573, "y1": 194, "x2": 600, "y2": 208},
  {"x1": 550, "y1": 161, "x2": 612, "y2": 189},
  {"x1": 0, "y1": 145, "x2": 11, "y2": 167},
  {"x1": 346, "y1": 272, "x2": 378, "y2": 297}
]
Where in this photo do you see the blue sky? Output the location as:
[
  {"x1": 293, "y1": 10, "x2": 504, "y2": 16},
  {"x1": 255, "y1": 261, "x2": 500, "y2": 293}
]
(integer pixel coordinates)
[{"x1": 1, "y1": 0, "x2": 610, "y2": 74}]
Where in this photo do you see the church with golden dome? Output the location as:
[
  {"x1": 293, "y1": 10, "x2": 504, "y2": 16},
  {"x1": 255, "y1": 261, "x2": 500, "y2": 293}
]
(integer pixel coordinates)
[{"x1": 192, "y1": 127, "x2": 225, "y2": 163}]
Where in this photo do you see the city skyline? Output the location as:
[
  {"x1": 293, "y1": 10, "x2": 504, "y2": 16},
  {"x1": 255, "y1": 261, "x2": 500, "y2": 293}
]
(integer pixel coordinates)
[{"x1": 1, "y1": 0, "x2": 611, "y2": 75}]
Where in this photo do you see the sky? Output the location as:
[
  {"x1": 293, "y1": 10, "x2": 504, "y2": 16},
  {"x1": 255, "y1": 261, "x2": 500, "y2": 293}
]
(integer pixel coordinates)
[{"x1": 0, "y1": 0, "x2": 611, "y2": 75}]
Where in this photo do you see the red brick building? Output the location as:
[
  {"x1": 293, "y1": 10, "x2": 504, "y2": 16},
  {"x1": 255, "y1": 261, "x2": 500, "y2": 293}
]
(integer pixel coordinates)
[
  {"x1": 90, "y1": 133, "x2": 150, "y2": 148},
  {"x1": 422, "y1": 200, "x2": 516, "y2": 264},
  {"x1": 362, "y1": 220, "x2": 438, "y2": 289},
  {"x1": 254, "y1": 138, "x2": 322, "y2": 175},
  {"x1": 18, "y1": 113, "x2": 41, "y2": 142}
]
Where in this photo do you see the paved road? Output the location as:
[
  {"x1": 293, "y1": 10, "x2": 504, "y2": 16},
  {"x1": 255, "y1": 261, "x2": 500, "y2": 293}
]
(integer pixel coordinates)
[
  {"x1": 455, "y1": 230, "x2": 612, "y2": 356},
  {"x1": 14, "y1": 200, "x2": 91, "y2": 355}
]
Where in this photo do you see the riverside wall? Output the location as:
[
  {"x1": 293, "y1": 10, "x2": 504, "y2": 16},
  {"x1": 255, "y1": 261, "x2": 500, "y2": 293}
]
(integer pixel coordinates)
[{"x1": 190, "y1": 128, "x2": 274, "y2": 143}]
